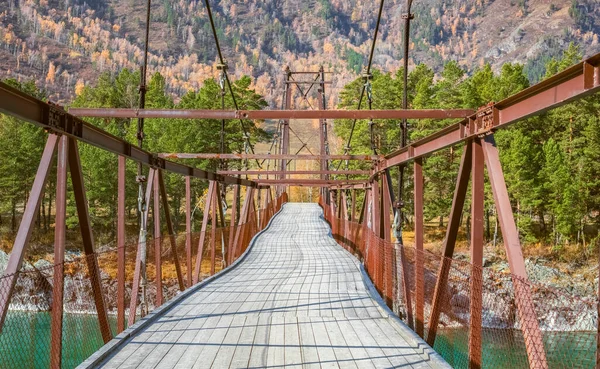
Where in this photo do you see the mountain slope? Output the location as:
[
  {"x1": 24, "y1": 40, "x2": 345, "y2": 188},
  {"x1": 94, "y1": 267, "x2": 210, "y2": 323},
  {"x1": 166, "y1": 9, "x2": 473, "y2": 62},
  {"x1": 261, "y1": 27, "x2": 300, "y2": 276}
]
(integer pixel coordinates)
[{"x1": 0, "y1": 0, "x2": 598, "y2": 107}]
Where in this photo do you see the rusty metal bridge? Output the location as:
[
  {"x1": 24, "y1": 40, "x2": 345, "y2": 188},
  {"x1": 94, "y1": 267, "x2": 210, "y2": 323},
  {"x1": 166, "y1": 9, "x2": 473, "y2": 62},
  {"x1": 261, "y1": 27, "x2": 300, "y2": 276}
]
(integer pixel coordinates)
[{"x1": 1, "y1": 0, "x2": 600, "y2": 368}]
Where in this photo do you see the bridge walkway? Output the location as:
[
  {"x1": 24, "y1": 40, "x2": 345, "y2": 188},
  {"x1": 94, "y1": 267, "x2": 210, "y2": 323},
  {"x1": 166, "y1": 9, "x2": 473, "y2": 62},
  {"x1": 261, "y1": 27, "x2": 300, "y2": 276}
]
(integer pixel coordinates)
[{"x1": 87, "y1": 203, "x2": 449, "y2": 369}]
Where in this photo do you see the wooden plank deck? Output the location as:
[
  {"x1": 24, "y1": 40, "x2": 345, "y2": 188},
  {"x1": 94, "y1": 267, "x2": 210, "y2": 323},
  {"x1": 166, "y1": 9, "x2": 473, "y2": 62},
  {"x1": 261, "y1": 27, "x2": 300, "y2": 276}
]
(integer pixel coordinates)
[{"x1": 89, "y1": 203, "x2": 449, "y2": 369}]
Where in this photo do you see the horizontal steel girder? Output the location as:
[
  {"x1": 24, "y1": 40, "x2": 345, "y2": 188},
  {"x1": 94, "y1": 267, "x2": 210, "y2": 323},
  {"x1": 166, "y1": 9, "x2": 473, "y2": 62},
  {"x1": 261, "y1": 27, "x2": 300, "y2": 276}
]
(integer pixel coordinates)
[
  {"x1": 160, "y1": 153, "x2": 382, "y2": 161},
  {"x1": 255, "y1": 179, "x2": 370, "y2": 188},
  {"x1": 68, "y1": 108, "x2": 475, "y2": 120},
  {"x1": 381, "y1": 52, "x2": 600, "y2": 171},
  {"x1": 0, "y1": 82, "x2": 256, "y2": 187},
  {"x1": 218, "y1": 170, "x2": 371, "y2": 176}
]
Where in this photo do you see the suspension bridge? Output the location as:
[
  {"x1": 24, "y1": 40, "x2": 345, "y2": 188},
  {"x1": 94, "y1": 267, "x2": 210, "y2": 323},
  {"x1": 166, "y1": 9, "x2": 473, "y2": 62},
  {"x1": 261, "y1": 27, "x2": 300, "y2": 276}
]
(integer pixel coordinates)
[{"x1": 0, "y1": 0, "x2": 599, "y2": 368}]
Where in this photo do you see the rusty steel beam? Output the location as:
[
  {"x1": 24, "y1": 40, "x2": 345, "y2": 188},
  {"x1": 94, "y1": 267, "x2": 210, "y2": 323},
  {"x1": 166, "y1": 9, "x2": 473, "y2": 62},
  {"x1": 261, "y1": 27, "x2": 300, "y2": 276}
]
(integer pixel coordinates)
[
  {"x1": 427, "y1": 142, "x2": 472, "y2": 347},
  {"x1": 0, "y1": 135, "x2": 58, "y2": 332},
  {"x1": 69, "y1": 108, "x2": 474, "y2": 120},
  {"x1": 233, "y1": 187, "x2": 254, "y2": 260},
  {"x1": 254, "y1": 179, "x2": 369, "y2": 187},
  {"x1": 193, "y1": 181, "x2": 215, "y2": 284},
  {"x1": 0, "y1": 82, "x2": 255, "y2": 188},
  {"x1": 117, "y1": 156, "x2": 126, "y2": 333},
  {"x1": 50, "y1": 136, "x2": 68, "y2": 369},
  {"x1": 68, "y1": 138, "x2": 112, "y2": 344},
  {"x1": 482, "y1": 135, "x2": 548, "y2": 368},
  {"x1": 382, "y1": 53, "x2": 600, "y2": 170},
  {"x1": 285, "y1": 81, "x2": 332, "y2": 85},
  {"x1": 153, "y1": 171, "x2": 163, "y2": 306},
  {"x1": 210, "y1": 183, "x2": 218, "y2": 275},
  {"x1": 414, "y1": 157, "x2": 424, "y2": 337},
  {"x1": 227, "y1": 185, "x2": 239, "y2": 265},
  {"x1": 289, "y1": 71, "x2": 333, "y2": 74},
  {"x1": 158, "y1": 170, "x2": 185, "y2": 291},
  {"x1": 469, "y1": 138, "x2": 485, "y2": 369},
  {"x1": 217, "y1": 170, "x2": 370, "y2": 176},
  {"x1": 185, "y1": 176, "x2": 192, "y2": 287},
  {"x1": 161, "y1": 153, "x2": 382, "y2": 161}
]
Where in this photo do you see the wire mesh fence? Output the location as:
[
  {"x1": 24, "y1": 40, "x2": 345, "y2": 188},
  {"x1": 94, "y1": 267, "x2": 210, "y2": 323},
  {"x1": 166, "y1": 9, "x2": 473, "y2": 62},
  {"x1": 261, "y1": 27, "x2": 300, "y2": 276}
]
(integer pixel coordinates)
[
  {"x1": 0, "y1": 194, "x2": 283, "y2": 369},
  {"x1": 320, "y1": 198, "x2": 598, "y2": 369}
]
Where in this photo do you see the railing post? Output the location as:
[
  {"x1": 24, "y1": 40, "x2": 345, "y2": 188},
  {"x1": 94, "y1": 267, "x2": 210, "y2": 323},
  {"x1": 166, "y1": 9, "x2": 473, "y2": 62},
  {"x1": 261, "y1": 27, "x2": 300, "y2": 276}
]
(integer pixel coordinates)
[
  {"x1": 482, "y1": 134, "x2": 548, "y2": 369},
  {"x1": 185, "y1": 176, "x2": 192, "y2": 287},
  {"x1": 427, "y1": 143, "x2": 472, "y2": 347},
  {"x1": 0, "y1": 134, "x2": 58, "y2": 332},
  {"x1": 68, "y1": 138, "x2": 112, "y2": 343},
  {"x1": 257, "y1": 188, "x2": 262, "y2": 230},
  {"x1": 414, "y1": 157, "x2": 425, "y2": 337},
  {"x1": 193, "y1": 181, "x2": 215, "y2": 284},
  {"x1": 210, "y1": 183, "x2": 218, "y2": 275},
  {"x1": 50, "y1": 135, "x2": 68, "y2": 369},
  {"x1": 228, "y1": 185, "x2": 240, "y2": 265},
  {"x1": 153, "y1": 172, "x2": 163, "y2": 306},
  {"x1": 351, "y1": 189, "x2": 356, "y2": 222},
  {"x1": 158, "y1": 170, "x2": 185, "y2": 291},
  {"x1": 117, "y1": 156, "x2": 126, "y2": 333},
  {"x1": 469, "y1": 138, "x2": 484, "y2": 369}
]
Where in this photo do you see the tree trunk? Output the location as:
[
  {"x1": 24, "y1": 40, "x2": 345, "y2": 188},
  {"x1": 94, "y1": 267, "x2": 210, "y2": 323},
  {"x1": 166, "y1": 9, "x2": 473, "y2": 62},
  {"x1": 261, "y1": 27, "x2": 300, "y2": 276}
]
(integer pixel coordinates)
[
  {"x1": 11, "y1": 200, "x2": 16, "y2": 232},
  {"x1": 539, "y1": 211, "x2": 546, "y2": 235},
  {"x1": 37, "y1": 202, "x2": 42, "y2": 230},
  {"x1": 485, "y1": 207, "x2": 491, "y2": 242},
  {"x1": 48, "y1": 190, "x2": 52, "y2": 230},
  {"x1": 493, "y1": 211, "x2": 498, "y2": 248},
  {"x1": 439, "y1": 215, "x2": 443, "y2": 228},
  {"x1": 42, "y1": 195, "x2": 47, "y2": 230},
  {"x1": 466, "y1": 214, "x2": 471, "y2": 242}
]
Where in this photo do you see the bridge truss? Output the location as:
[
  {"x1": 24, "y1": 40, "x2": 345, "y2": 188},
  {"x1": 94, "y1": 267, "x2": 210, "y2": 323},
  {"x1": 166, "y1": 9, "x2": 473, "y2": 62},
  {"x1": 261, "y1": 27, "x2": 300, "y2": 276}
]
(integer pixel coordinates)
[{"x1": 0, "y1": 0, "x2": 599, "y2": 368}]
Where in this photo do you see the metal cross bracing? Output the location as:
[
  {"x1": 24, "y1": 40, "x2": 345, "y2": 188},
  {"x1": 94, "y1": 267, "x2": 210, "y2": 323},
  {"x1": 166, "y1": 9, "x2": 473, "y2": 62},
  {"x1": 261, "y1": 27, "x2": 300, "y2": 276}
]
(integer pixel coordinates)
[{"x1": 1, "y1": 0, "x2": 600, "y2": 365}]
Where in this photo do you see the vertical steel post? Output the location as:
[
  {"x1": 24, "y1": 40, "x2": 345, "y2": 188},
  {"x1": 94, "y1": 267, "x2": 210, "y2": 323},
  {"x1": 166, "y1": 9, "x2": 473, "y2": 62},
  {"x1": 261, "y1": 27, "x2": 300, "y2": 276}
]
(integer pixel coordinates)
[
  {"x1": 351, "y1": 189, "x2": 356, "y2": 222},
  {"x1": 427, "y1": 143, "x2": 472, "y2": 347},
  {"x1": 228, "y1": 185, "x2": 239, "y2": 265},
  {"x1": 158, "y1": 171, "x2": 186, "y2": 293},
  {"x1": 233, "y1": 187, "x2": 253, "y2": 258},
  {"x1": 597, "y1": 246, "x2": 600, "y2": 369},
  {"x1": 193, "y1": 181, "x2": 215, "y2": 284},
  {"x1": 68, "y1": 138, "x2": 112, "y2": 343},
  {"x1": 185, "y1": 176, "x2": 192, "y2": 287},
  {"x1": 414, "y1": 157, "x2": 424, "y2": 337},
  {"x1": 50, "y1": 136, "x2": 68, "y2": 369},
  {"x1": 0, "y1": 135, "x2": 58, "y2": 331},
  {"x1": 215, "y1": 183, "x2": 226, "y2": 268},
  {"x1": 469, "y1": 138, "x2": 484, "y2": 369},
  {"x1": 153, "y1": 172, "x2": 162, "y2": 306},
  {"x1": 482, "y1": 134, "x2": 548, "y2": 369},
  {"x1": 257, "y1": 188, "x2": 262, "y2": 230},
  {"x1": 210, "y1": 183, "x2": 218, "y2": 275},
  {"x1": 117, "y1": 156, "x2": 126, "y2": 333}
]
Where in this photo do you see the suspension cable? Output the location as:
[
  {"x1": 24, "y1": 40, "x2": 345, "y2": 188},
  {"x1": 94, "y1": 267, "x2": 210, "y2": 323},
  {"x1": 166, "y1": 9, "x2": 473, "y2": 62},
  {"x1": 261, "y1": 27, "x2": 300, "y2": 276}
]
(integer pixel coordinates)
[
  {"x1": 336, "y1": 0, "x2": 385, "y2": 170},
  {"x1": 395, "y1": 0, "x2": 414, "y2": 244},
  {"x1": 135, "y1": 0, "x2": 152, "y2": 318},
  {"x1": 202, "y1": 0, "x2": 262, "y2": 169}
]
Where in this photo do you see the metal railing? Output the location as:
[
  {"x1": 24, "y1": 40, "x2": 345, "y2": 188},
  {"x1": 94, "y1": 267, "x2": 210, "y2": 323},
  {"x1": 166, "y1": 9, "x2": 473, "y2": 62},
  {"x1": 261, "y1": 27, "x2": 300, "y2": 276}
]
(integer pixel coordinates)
[{"x1": 320, "y1": 197, "x2": 597, "y2": 369}]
